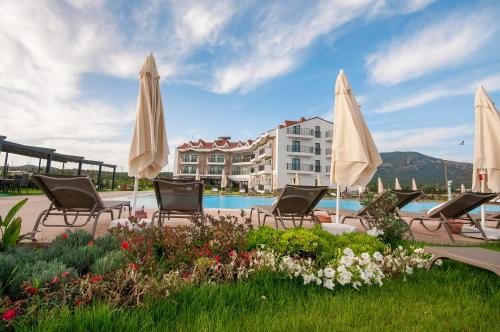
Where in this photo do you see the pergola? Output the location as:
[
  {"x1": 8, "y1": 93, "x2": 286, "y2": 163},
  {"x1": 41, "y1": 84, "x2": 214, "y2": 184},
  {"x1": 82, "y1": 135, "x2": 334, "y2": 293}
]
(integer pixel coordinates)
[{"x1": 0, "y1": 136, "x2": 117, "y2": 191}]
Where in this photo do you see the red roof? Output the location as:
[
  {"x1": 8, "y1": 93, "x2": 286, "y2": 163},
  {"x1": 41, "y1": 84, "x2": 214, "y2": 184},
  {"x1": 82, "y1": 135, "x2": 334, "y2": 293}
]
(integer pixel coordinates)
[
  {"x1": 278, "y1": 117, "x2": 306, "y2": 128},
  {"x1": 177, "y1": 138, "x2": 253, "y2": 150}
]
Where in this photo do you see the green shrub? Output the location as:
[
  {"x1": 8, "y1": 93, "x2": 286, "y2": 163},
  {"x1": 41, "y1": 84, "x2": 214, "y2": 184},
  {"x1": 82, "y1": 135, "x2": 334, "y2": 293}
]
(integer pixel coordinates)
[
  {"x1": 51, "y1": 229, "x2": 94, "y2": 247},
  {"x1": 276, "y1": 229, "x2": 326, "y2": 258},
  {"x1": 246, "y1": 226, "x2": 283, "y2": 250},
  {"x1": 58, "y1": 245, "x2": 105, "y2": 274},
  {"x1": 94, "y1": 233, "x2": 120, "y2": 252},
  {"x1": 90, "y1": 250, "x2": 126, "y2": 275},
  {"x1": 0, "y1": 254, "x2": 16, "y2": 294},
  {"x1": 8, "y1": 260, "x2": 76, "y2": 298},
  {"x1": 4, "y1": 245, "x2": 45, "y2": 265}
]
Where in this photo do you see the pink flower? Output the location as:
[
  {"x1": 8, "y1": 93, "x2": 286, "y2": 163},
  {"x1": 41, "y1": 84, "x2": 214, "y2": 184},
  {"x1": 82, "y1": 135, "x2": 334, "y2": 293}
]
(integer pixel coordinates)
[
  {"x1": 129, "y1": 263, "x2": 138, "y2": 271},
  {"x1": 1, "y1": 309, "x2": 16, "y2": 321},
  {"x1": 61, "y1": 271, "x2": 71, "y2": 278},
  {"x1": 51, "y1": 276, "x2": 60, "y2": 284},
  {"x1": 90, "y1": 275, "x2": 103, "y2": 283},
  {"x1": 214, "y1": 255, "x2": 221, "y2": 264},
  {"x1": 121, "y1": 241, "x2": 130, "y2": 250},
  {"x1": 26, "y1": 287, "x2": 38, "y2": 295},
  {"x1": 182, "y1": 272, "x2": 191, "y2": 279}
]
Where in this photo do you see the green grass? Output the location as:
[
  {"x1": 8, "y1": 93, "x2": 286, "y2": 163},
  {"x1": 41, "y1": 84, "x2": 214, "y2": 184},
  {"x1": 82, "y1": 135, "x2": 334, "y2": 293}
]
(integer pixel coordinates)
[{"x1": 16, "y1": 262, "x2": 500, "y2": 332}]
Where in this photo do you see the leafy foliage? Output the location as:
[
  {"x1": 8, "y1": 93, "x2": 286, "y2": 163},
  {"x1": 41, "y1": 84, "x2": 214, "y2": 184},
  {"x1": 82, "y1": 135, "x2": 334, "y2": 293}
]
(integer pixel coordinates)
[
  {"x1": 0, "y1": 198, "x2": 28, "y2": 250},
  {"x1": 90, "y1": 251, "x2": 126, "y2": 276}
]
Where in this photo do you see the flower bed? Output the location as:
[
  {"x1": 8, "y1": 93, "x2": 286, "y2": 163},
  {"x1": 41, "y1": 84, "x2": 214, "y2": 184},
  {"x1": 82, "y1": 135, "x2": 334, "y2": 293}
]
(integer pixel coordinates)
[{"x1": 0, "y1": 214, "x2": 435, "y2": 327}]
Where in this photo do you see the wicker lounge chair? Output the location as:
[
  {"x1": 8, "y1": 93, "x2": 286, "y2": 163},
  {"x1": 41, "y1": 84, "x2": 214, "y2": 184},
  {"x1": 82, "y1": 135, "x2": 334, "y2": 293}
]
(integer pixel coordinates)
[
  {"x1": 249, "y1": 185, "x2": 329, "y2": 229},
  {"x1": 425, "y1": 246, "x2": 500, "y2": 276},
  {"x1": 151, "y1": 178, "x2": 204, "y2": 226},
  {"x1": 319, "y1": 190, "x2": 423, "y2": 231},
  {"x1": 401, "y1": 192, "x2": 498, "y2": 242},
  {"x1": 31, "y1": 174, "x2": 129, "y2": 240}
]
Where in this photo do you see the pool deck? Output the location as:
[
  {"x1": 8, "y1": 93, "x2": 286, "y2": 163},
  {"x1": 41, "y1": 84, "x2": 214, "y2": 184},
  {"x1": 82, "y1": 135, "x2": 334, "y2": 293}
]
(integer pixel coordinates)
[{"x1": 0, "y1": 191, "x2": 493, "y2": 244}]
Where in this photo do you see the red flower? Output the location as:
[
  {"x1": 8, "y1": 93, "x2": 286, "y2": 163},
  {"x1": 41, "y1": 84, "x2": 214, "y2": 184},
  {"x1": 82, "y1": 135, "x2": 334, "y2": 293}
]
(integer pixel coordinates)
[
  {"x1": 229, "y1": 250, "x2": 236, "y2": 258},
  {"x1": 61, "y1": 271, "x2": 71, "y2": 278},
  {"x1": 1, "y1": 309, "x2": 16, "y2": 321},
  {"x1": 90, "y1": 275, "x2": 103, "y2": 283},
  {"x1": 26, "y1": 287, "x2": 38, "y2": 295},
  {"x1": 121, "y1": 241, "x2": 130, "y2": 250},
  {"x1": 214, "y1": 255, "x2": 221, "y2": 264},
  {"x1": 182, "y1": 272, "x2": 191, "y2": 279},
  {"x1": 129, "y1": 263, "x2": 138, "y2": 271},
  {"x1": 51, "y1": 276, "x2": 60, "y2": 284},
  {"x1": 205, "y1": 249, "x2": 212, "y2": 257},
  {"x1": 61, "y1": 232, "x2": 69, "y2": 239},
  {"x1": 74, "y1": 298, "x2": 82, "y2": 306},
  {"x1": 87, "y1": 241, "x2": 94, "y2": 247}
]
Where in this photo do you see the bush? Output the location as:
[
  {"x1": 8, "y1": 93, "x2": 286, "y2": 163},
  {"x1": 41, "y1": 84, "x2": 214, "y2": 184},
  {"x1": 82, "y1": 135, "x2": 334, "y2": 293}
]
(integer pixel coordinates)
[
  {"x1": 0, "y1": 254, "x2": 16, "y2": 294},
  {"x1": 8, "y1": 260, "x2": 76, "y2": 298},
  {"x1": 276, "y1": 228, "x2": 325, "y2": 259},
  {"x1": 58, "y1": 245, "x2": 105, "y2": 274},
  {"x1": 94, "y1": 233, "x2": 120, "y2": 252},
  {"x1": 51, "y1": 229, "x2": 94, "y2": 247},
  {"x1": 246, "y1": 226, "x2": 283, "y2": 250},
  {"x1": 90, "y1": 251, "x2": 126, "y2": 275}
]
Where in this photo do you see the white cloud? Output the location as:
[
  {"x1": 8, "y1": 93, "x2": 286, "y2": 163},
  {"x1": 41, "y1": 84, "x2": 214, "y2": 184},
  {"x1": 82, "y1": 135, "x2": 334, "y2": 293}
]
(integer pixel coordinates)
[
  {"x1": 373, "y1": 124, "x2": 473, "y2": 151},
  {"x1": 373, "y1": 72, "x2": 500, "y2": 113},
  {"x1": 366, "y1": 11, "x2": 497, "y2": 86}
]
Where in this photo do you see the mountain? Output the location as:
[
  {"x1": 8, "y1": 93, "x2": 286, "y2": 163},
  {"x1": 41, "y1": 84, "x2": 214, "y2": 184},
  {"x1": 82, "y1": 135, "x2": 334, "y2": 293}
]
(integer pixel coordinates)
[{"x1": 373, "y1": 151, "x2": 473, "y2": 190}]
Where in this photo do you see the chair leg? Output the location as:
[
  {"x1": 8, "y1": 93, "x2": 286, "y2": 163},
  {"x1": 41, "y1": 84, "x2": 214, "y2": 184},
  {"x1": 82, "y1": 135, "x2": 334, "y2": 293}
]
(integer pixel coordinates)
[
  {"x1": 439, "y1": 214, "x2": 455, "y2": 243},
  {"x1": 273, "y1": 216, "x2": 279, "y2": 229},
  {"x1": 262, "y1": 214, "x2": 267, "y2": 227},
  {"x1": 31, "y1": 209, "x2": 49, "y2": 241},
  {"x1": 91, "y1": 212, "x2": 102, "y2": 238}
]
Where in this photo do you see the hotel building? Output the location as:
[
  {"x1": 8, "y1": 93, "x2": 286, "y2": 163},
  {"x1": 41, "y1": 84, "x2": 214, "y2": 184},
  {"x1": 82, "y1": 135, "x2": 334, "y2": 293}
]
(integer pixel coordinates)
[{"x1": 174, "y1": 117, "x2": 333, "y2": 191}]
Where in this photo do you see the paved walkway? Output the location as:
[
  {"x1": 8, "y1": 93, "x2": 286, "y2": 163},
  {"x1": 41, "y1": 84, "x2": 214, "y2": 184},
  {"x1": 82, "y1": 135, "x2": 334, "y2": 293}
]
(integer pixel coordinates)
[{"x1": 0, "y1": 191, "x2": 490, "y2": 244}]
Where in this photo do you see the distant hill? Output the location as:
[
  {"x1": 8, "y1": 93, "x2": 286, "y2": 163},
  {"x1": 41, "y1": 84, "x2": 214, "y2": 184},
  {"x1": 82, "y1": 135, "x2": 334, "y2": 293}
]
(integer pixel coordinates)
[{"x1": 373, "y1": 151, "x2": 472, "y2": 190}]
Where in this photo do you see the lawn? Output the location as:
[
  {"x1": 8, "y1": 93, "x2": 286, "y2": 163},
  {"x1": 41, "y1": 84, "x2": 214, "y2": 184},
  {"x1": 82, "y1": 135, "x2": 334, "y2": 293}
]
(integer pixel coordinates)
[{"x1": 18, "y1": 261, "x2": 499, "y2": 332}]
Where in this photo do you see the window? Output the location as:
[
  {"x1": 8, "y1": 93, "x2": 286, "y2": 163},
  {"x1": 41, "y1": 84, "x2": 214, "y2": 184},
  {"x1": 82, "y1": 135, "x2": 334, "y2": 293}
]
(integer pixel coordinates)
[
  {"x1": 292, "y1": 140, "x2": 300, "y2": 152},
  {"x1": 315, "y1": 160, "x2": 321, "y2": 173},
  {"x1": 314, "y1": 126, "x2": 321, "y2": 138},
  {"x1": 182, "y1": 165, "x2": 197, "y2": 174},
  {"x1": 292, "y1": 125, "x2": 300, "y2": 134},
  {"x1": 209, "y1": 154, "x2": 224, "y2": 163},
  {"x1": 207, "y1": 166, "x2": 224, "y2": 174},
  {"x1": 183, "y1": 154, "x2": 198, "y2": 163},
  {"x1": 292, "y1": 158, "x2": 300, "y2": 170},
  {"x1": 315, "y1": 143, "x2": 321, "y2": 155}
]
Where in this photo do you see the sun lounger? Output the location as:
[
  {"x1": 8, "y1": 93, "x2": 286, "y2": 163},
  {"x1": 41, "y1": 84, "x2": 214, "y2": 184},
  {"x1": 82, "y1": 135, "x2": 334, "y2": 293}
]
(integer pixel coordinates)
[
  {"x1": 249, "y1": 185, "x2": 329, "y2": 229},
  {"x1": 31, "y1": 174, "x2": 128, "y2": 240},
  {"x1": 319, "y1": 190, "x2": 423, "y2": 231},
  {"x1": 425, "y1": 246, "x2": 500, "y2": 276},
  {"x1": 151, "y1": 178, "x2": 204, "y2": 226},
  {"x1": 401, "y1": 192, "x2": 498, "y2": 242}
]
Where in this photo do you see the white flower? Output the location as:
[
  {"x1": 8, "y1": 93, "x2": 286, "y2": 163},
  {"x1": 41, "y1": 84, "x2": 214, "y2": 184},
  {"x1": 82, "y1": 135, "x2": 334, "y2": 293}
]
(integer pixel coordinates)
[
  {"x1": 373, "y1": 252, "x2": 383, "y2": 262},
  {"x1": 414, "y1": 248, "x2": 424, "y2": 255},
  {"x1": 405, "y1": 266, "x2": 413, "y2": 275},
  {"x1": 352, "y1": 281, "x2": 362, "y2": 290},
  {"x1": 340, "y1": 255, "x2": 354, "y2": 267},
  {"x1": 323, "y1": 279, "x2": 335, "y2": 290},
  {"x1": 434, "y1": 259, "x2": 443, "y2": 266},
  {"x1": 367, "y1": 227, "x2": 384, "y2": 237},
  {"x1": 343, "y1": 248, "x2": 355, "y2": 258},
  {"x1": 261, "y1": 295, "x2": 267, "y2": 300},
  {"x1": 303, "y1": 274, "x2": 316, "y2": 285},
  {"x1": 360, "y1": 253, "x2": 371, "y2": 263},
  {"x1": 324, "y1": 267, "x2": 335, "y2": 279},
  {"x1": 317, "y1": 270, "x2": 324, "y2": 278},
  {"x1": 336, "y1": 266, "x2": 352, "y2": 285},
  {"x1": 316, "y1": 278, "x2": 322, "y2": 286}
]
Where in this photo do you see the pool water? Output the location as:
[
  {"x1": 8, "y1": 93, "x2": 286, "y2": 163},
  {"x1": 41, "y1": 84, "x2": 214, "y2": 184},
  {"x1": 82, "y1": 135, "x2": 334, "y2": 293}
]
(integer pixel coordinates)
[{"x1": 128, "y1": 194, "x2": 500, "y2": 214}]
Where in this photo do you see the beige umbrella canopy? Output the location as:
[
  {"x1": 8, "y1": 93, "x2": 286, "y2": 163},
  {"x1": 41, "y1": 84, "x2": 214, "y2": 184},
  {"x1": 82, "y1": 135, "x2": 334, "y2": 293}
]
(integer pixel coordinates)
[
  {"x1": 330, "y1": 70, "x2": 382, "y2": 224},
  {"x1": 247, "y1": 172, "x2": 254, "y2": 190},
  {"x1": 273, "y1": 171, "x2": 279, "y2": 190},
  {"x1": 377, "y1": 177, "x2": 384, "y2": 194},
  {"x1": 395, "y1": 177, "x2": 401, "y2": 190},
  {"x1": 411, "y1": 178, "x2": 417, "y2": 191},
  {"x1": 195, "y1": 168, "x2": 200, "y2": 181},
  {"x1": 221, "y1": 169, "x2": 228, "y2": 188},
  {"x1": 472, "y1": 86, "x2": 500, "y2": 193},
  {"x1": 128, "y1": 53, "x2": 169, "y2": 212}
]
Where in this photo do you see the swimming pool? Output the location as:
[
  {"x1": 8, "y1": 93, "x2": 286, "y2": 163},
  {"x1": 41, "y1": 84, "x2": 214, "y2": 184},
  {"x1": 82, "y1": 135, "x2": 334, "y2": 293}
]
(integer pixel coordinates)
[{"x1": 125, "y1": 194, "x2": 500, "y2": 214}]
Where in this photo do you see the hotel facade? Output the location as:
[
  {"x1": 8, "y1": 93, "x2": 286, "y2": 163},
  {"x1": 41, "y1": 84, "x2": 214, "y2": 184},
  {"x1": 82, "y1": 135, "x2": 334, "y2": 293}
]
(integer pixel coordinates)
[{"x1": 173, "y1": 117, "x2": 333, "y2": 191}]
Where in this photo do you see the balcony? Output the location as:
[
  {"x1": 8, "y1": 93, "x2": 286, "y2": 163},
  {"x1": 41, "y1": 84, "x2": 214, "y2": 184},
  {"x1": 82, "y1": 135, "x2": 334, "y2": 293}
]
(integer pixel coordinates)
[
  {"x1": 325, "y1": 130, "x2": 333, "y2": 141},
  {"x1": 286, "y1": 163, "x2": 314, "y2": 173},
  {"x1": 325, "y1": 147, "x2": 332, "y2": 158},
  {"x1": 207, "y1": 157, "x2": 225, "y2": 165},
  {"x1": 325, "y1": 165, "x2": 331, "y2": 174},
  {"x1": 180, "y1": 156, "x2": 199, "y2": 164},
  {"x1": 256, "y1": 147, "x2": 272, "y2": 160},
  {"x1": 257, "y1": 164, "x2": 272, "y2": 175},
  {"x1": 286, "y1": 145, "x2": 313, "y2": 155},
  {"x1": 286, "y1": 127, "x2": 314, "y2": 138},
  {"x1": 232, "y1": 155, "x2": 253, "y2": 165}
]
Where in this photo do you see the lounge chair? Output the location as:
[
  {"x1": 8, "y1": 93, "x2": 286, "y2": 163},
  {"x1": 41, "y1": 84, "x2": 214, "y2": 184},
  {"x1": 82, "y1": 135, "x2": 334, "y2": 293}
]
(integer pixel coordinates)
[
  {"x1": 319, "y1": 190, "x2": 423, "y2": 231},
  {"x1": 401, "y1": 192, "x2": 498, "y2": 242},
  {"x1": 249, "y1": 185, "x2": 329, "y2": 229},
  {"x1": 151, "y1": 178, "x2": 204, "y2": 226},
  {"x1": 425, "y1": 246, "x2": 500, "y2": 276},
  {"x1": 31, "y1": 174, "x2": 129, "y2": 240}
]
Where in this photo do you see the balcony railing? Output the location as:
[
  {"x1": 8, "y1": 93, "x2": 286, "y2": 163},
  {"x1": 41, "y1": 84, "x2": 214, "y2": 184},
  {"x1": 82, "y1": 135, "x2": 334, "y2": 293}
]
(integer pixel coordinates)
[
  {"x1": 315, "y1": 148, "x2": 321, "y2": 155},
  {"x1": 207, "y1": 157, "x2": 225, "y2": 163},
  {"x1": 232, "y1": 168, "x2": 250, "y2": 175},
  {"x1": 286, "y1": 163, "x2": 314, "y2": 172},
  {"x1": 286, "y1": 127, "x2": 314, "y2": 136},
  {"x1": 315, "y1": 166, "x2": 321, "y2": 173},
  {"x1": 182, "y1": 156, "x2": 198, "y2": 163},
  {"x1": 181, "y1": 169, "x2": 197, "y2": 175},
  {"x1": 325, "y1": 147, "x2": 332, "y2": 155},
  {"x1": 207, "y1": 168, "x2": 224, "y2": 175},
  {"x1": 325, "y1": 130, "x2": 333, "y2": 140},
  {"x1": 286, "y1": 145, "x2": 313, "y2": 153},
  {"x1": 232, "y1": 156, "x2": 253, "y2": 163}
]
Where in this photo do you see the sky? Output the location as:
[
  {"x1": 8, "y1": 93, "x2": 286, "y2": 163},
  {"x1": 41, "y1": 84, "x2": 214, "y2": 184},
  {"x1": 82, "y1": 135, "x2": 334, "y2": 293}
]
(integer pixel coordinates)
[{"x1": 1, "y1": 0, "x2": 499, "y2": 172}]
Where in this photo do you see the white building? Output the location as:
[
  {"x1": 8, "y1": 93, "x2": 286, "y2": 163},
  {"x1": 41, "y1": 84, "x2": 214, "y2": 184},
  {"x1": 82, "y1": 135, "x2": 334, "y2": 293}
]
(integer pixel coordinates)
[{"x1": 174, "y1": 116, "x2": 333, "y2": 191}]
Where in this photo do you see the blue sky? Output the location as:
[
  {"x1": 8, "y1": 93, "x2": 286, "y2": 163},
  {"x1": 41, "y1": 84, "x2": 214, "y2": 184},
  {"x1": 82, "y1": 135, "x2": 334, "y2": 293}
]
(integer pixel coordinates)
[{"x1": 1, "y1": 0, "x2": 499, "y2": 171}]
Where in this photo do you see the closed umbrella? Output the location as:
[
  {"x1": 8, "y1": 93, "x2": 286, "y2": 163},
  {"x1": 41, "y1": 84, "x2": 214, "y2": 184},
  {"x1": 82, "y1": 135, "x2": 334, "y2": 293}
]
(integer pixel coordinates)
[
  {"x1": 460, "y1": 184, "x2": 466, "y2": 193},
  {"x1": 221, "y1": 169, "x2": 228, "y2": 189},
  {"x1": 377, "y1": 177, "x2": 384, "y2": 194},
  {"x1": 472, "y1": 86, "x2": 500, "y2": 226},
  {"x1": 316, "y1": 173, "x2": 322, "y2": 186},
  {"x1": 195, "y1": 168, "x2": 200, "y2": 181},
  {"x1": 412, "y1": 178, "x2": 418, "y2": 191},
  {"x1": 128, "y1": 53, "x2": 169, "y2": 213},
  {"x1": 395, "y1": 177, "x2": 401, "y2": 190},
  {"x1": 247, "y1": 172, "x2": 254, "y2": 190},
  {"x1": 330, "y1": 70, "x2": 382, "y2": 225},
  {"x1": 294, "y1": 173, "x2": 300, "y2": 185},
  {"x1": 273, "y1": 171, "x2": 279, "y2": 190}
]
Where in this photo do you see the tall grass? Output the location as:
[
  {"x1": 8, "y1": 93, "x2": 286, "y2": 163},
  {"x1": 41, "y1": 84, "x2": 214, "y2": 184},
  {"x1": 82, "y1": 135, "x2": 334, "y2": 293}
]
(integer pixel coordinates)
[{"x1": 18, "y1": 261, "x2": 500, "y2": 332}]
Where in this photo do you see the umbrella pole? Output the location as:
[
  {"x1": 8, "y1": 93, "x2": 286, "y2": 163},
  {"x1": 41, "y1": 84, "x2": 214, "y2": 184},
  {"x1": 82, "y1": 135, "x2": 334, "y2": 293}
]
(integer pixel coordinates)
[
  {"x1": 132, "y1": 176, "x2": 139, "y2": 214},
  {"x1": 335, "y1": 184, "x2": 340, "y2": 224},
  {"x1": 480, "y1": 169, "x2": 486, "y2": 227}
]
